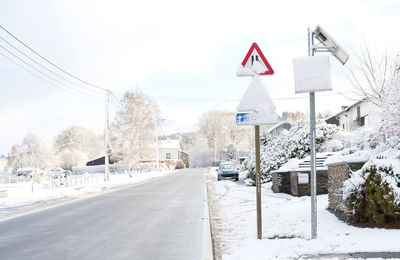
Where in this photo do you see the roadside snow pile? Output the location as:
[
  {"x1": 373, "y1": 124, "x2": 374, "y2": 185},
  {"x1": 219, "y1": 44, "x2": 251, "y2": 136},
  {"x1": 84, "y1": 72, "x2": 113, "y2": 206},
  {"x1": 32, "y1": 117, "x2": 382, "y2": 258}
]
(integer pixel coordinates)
[
  {"x1": 343, "y1": 149, "x2": 400, "y2": 224},
  {"x1": 244, "y1": 120, "x2": 340, "y2": 183},
  {"x1": 0, "y1": 171, "x2": 170, "y2": 218},
  {"x1": 207, "y1": 169, "x2": 400, "y2": 259}
]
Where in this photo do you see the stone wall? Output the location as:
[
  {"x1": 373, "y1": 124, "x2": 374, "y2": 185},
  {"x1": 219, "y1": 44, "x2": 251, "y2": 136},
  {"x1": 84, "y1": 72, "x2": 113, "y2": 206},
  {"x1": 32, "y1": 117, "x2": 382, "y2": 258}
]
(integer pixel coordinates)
[
  {"x1": 294, "y1": 170, "x2": 329, "y2": 197},
  {"x1": 272, "y1": 170, "x2": 329, "y2": 197},
  {"x1": 271, "y1": 172, "x2": 291, "y2": 194},
  {"x1": 290, "y1": 172, "x2": 298, "y2": 196},
  {"x1": 327, "y1": 162, "x2": 365, "y2": 212}
]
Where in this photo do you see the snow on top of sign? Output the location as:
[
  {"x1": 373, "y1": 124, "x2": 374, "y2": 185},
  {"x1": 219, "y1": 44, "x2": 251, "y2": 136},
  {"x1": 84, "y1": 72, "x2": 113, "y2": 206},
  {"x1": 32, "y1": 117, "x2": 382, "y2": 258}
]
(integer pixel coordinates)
[
  {"x1": 252, "y1": 60, "x2": 267, "y2": 74},
  {"x1": 236, "y1": 66, "x2": 256, "y2": 76},
  {"x1": 237, "y1": 77, "x2": 276, "y2": 112},
  {"x1": 237, "y1": 76, "x2": 278, "y2": 124},
  {"x1": 293, "y1": 56, "x2": 332, "y2": 93},
  {"x1": 236, "y1": 61, "x2": 267, "y2": 77}
]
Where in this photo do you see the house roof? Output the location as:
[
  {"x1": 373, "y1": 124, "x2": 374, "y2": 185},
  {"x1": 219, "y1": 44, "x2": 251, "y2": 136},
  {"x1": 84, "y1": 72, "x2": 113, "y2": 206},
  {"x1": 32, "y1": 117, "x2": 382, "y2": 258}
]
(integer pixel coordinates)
[
  {"x1": 325, "y1": 98, "x2": 367, "y2": 121},
  {"x1": 158, "y1": 139, "x2": 180, "y2": 149},
  {"x1": 272, "y1": 152, "x2": 335, "y2": 173},
  {"x1": 268, "y1": 121, "x2": 291, "y2": 134}
]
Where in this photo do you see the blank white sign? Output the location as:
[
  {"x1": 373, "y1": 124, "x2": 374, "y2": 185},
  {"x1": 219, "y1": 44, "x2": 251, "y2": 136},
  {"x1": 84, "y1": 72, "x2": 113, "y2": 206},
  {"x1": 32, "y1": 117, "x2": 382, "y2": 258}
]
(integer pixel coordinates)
[
  {"x1": 293, "y1": 56, "x2": 332, "y2": 93},
  {"x1": 298, "y1": 173, "x2": 309, "y2": 184}
]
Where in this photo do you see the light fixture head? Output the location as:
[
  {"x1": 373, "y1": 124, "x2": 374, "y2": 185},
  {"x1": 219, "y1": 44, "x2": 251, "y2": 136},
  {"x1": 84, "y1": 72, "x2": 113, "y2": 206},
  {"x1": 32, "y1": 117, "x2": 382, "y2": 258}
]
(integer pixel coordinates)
[{"x1": 314, "y1": 25, "x2": 349, "y2": 65}]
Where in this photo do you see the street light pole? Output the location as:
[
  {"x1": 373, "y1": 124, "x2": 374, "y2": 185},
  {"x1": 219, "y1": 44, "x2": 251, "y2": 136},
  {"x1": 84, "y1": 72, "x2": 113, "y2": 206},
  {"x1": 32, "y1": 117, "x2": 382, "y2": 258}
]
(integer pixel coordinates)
[{"x1": 308, "y1": 28, "x2": 317, "y2": 239}]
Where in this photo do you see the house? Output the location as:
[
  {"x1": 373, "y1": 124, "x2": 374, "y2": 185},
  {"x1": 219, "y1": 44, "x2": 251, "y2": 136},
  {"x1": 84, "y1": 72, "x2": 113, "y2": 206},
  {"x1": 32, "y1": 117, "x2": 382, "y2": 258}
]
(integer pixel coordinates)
[
  {"x1": 157, "y1": 138, "x2": 189, "y2": 168},
  {"x1": 325, "y1": 99, "x2": 381, "y2": 131}
]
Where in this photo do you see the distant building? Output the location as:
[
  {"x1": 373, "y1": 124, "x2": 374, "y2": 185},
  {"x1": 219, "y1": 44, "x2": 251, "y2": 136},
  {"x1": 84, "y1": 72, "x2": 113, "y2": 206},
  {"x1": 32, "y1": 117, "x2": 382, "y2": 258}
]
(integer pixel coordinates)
[
  {"x1": 268, "y1": 121, "x2": 291, "y2": 135},
  {"x1": 157, "y1": 138, "x2": 189, "y2": 168},
  {"x1": 325, "y1": 99, "x2": 381, "y2": 131},
  {"x1": 86, "y1": 155, "x2": 117, "y2": 166}
]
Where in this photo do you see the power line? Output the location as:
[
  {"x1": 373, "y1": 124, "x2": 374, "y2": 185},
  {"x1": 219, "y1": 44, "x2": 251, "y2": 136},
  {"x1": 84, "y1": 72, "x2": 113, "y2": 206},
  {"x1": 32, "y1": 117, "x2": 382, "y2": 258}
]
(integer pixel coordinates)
[
  {"x1": 0, "y1": 24, "x2": 128, "y2": 111},
  {"x1": 0, "y1": 34, "x2": 105, "y2": 96},
  {"x1": 149, "y1": 91, "x2": 360, "y2": 103},
  {"x1": 0, "y1": 24, "x2": 105, "y2": 91},
  {"x1": 109, "y1": 91, "x2": 124, "y2": 110},
  {"x1": 0, "y1": 50, "x2": 104, "y2": 102},
  {"x1": 0, "y1": 42, "x2": 104, "y2": 99}
]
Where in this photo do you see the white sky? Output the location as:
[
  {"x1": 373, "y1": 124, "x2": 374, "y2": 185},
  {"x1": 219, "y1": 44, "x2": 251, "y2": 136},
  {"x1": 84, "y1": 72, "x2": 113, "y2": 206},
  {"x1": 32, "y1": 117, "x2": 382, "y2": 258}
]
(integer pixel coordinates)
[{"x1": 0, "y1": 0, "x2": 399, "y2": 155}]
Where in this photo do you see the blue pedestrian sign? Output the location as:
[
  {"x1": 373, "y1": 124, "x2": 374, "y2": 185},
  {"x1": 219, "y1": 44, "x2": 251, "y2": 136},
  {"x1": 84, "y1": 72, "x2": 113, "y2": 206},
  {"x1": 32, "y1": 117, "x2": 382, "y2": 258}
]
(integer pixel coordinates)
[{"x1": 236, "y1": 113, "x2": 250, "y2": 125}]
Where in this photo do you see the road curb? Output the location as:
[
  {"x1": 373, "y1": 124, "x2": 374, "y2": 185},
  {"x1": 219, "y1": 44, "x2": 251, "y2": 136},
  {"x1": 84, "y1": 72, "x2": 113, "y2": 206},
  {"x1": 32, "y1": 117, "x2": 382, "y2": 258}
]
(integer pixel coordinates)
[{"x1": 203, "y1": 168, "x2": 214, "y2": 260}]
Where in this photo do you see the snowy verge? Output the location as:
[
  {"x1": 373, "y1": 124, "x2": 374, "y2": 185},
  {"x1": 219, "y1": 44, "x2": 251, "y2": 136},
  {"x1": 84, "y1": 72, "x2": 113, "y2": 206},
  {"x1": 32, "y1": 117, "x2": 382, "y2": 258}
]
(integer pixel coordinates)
[
  {"x1": 206, "y1": 168, "x2": 400, "y2": 259},
  {"x1": 0, "y1": 171, "x2": 173, "y2": 219}
]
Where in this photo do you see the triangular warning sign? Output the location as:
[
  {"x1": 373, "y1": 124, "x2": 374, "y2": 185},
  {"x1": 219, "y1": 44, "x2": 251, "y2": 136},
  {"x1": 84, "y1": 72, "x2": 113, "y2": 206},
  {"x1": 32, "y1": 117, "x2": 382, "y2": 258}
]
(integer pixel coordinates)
[{"x1": 241, "y1": 42, "x2": 274, "y2": 75}]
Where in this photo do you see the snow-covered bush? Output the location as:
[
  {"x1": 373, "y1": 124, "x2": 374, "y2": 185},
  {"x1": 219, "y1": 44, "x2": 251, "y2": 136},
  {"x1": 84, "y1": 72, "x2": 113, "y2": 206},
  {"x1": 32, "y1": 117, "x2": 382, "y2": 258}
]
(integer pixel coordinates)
[
  {"x1": 344, "y1": 149, "x2": 400, "y2": 224},
  {"x1": 9, "y1": 133, "x2": 56, "y2": 172},
  {"x1": 245, "y1": 120, "x2": 340, "y2": 183},
  {"x1": 58, "y1": 149, "x2": 88, "y2": 170},
  {"x1": 226, "y1": 144, "x2": 237, "y2": 160}
]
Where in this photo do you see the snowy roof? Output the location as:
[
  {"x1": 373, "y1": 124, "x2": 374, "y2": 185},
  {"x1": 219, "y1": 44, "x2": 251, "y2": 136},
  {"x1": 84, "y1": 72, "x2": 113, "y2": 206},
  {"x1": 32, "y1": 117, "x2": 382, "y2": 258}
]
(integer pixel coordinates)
[
  {"x1": 273, "y1": 152, "x2": 335, "y2": 173},
  {"x1": 268, "y1": 121, "x2": 291, "y2": 135},
  {"x1": 325, "y1": 98, "x2": 367, "y2": 121},
  {"x1": 158, "y1": 139, "x2": 180, "y2": 149}
]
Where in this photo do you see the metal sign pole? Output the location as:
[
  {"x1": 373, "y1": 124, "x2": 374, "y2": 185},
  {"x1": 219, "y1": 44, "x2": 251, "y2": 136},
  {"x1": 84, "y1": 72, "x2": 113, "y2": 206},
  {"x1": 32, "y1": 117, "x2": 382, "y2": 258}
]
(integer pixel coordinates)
[
  {"x1": 255, "y1": 125, "x2": 262, "y2": 240},
  {"x1": 308, "y1": 28, "x2": 317, "y2": 239}
]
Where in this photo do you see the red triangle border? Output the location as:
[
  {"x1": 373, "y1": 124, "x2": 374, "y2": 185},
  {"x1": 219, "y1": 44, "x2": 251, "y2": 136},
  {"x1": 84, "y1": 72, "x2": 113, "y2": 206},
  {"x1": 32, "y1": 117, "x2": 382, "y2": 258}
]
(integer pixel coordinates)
[{"x1": 241, "y1": 42, "x2": 274, "y2": 75}]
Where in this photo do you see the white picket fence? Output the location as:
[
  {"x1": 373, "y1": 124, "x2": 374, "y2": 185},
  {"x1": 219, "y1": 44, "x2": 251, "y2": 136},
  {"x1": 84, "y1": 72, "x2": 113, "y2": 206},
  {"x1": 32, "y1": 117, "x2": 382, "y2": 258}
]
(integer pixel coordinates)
[{"x1": 0, "y1": 170, "x2": 166, "y2": 194}]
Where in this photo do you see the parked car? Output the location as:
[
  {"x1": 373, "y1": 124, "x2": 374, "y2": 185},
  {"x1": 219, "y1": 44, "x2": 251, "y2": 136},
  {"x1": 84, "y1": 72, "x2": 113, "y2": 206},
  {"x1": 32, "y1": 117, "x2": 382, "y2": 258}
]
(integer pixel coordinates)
[{"x1": 217, "y1": 163, "x2": 239, "y2": 181}]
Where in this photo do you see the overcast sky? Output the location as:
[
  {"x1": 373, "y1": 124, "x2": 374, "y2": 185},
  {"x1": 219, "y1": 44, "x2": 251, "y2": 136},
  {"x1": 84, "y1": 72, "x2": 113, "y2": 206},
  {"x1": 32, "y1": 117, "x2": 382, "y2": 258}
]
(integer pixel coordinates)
[{"x1": 0, "y1": 0, "x2": 399, "y2": 155}]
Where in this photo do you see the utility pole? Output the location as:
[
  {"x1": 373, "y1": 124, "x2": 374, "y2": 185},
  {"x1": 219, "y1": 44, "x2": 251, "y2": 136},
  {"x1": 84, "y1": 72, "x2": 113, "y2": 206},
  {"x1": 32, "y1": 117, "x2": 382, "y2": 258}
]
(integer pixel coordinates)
[
  {"x1": 214, "y1": 138, "x2": 217, "y2": 162},
  {"x1": 105, "y1": 89, "x2": 110, "y2": 181},
  {"x1": 155, "y1": 117, "x2": 160, "y2": 172}
]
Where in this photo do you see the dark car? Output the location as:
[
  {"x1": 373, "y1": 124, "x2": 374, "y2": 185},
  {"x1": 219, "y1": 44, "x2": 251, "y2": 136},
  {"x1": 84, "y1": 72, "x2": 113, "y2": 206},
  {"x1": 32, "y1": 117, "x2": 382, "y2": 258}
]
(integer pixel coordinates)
[{"x1": 217, "y1": 163, "x2": 239, "y2": 181}]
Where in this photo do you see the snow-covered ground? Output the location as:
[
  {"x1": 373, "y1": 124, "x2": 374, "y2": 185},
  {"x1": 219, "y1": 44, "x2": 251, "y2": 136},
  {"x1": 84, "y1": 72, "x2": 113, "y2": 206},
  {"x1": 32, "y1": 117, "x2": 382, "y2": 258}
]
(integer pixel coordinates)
[
  {"x1": 207, "y1": 168, "x2": 400, "y2": 259},
  {"x1": 0, "y1": 171, "x2": 171, "y2": 218}
]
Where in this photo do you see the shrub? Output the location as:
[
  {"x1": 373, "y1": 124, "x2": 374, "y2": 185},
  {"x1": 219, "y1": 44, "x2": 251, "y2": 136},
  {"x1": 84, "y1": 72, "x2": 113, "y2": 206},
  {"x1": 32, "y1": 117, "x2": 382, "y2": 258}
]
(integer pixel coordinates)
[
  {"x1": 244, "y1": 120, "x2": 340, "y2": 183},
  {"x1": 344, "y1": 151, "x2": 400, "y2": 224}
]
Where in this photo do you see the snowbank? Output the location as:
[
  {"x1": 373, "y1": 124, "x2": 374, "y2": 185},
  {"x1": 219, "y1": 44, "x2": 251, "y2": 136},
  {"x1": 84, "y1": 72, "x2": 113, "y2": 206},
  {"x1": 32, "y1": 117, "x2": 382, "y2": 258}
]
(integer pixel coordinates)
[
  {"x1": 207, "y1": 168, "x2": 400, "y2": 259},
  {"x1": 0, "y1": 171, "x2": 171, "y2": 218}
]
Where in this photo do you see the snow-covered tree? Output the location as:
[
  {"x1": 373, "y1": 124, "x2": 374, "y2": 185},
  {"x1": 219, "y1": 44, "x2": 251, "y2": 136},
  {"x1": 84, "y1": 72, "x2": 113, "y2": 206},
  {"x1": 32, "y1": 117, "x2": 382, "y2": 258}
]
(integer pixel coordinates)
[
  {"x1": 111, "y1": 90, "x2": 160, "y2": 163},
  {"x1": 226, "y1": 144, "x2": 237, "y2": 161},
  {"x1": 54, "y1": 126, "x2": 103, "y2": 160},
  {"x1": 8, "y1": 133, "x2": 54, "y2": 171},
  {"x1": 378, "y1": 74, "x2": 400, "y2": 143},
  {"x1": 58, "y1": 149, "x2": 88, "y2": 170},
  {"x1": 198, "y1": 110, "x2": 247, "y2": 160},
  {"x1": 348, "y1": 41, "x2": 399, "y2": 106},
  {"x1": 245, "y1": 121, "x2": 341, "y2": 183}
]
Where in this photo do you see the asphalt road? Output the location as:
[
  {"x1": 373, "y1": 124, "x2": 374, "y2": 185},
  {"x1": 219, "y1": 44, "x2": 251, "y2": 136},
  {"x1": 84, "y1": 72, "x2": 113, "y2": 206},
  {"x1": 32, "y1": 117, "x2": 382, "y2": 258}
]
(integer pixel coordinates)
[{"x1": 0, "y1": 168, "x2": 206, "y2": 260}]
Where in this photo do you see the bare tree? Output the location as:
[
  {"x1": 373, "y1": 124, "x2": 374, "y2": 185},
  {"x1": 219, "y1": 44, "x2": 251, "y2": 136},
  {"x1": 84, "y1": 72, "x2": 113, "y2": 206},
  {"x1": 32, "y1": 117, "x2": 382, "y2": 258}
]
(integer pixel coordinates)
[
  {"x1": 111, "y1": 90, "x2": 160, "y2": 163},
  {"x1": 348, "y1": 41, "x2": 399, "y2": 106},
  {"x1": 198, "y1": 110, "x2": 247, "y2": 160}
]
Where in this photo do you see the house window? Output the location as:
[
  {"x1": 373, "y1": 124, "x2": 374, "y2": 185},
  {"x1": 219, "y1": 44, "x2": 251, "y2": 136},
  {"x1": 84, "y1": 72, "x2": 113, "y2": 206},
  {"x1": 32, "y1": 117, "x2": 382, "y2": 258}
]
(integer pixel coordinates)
[
  {"x1": 342, "y1": 124, "x2": 345, "y2": 129},
  {"x1": 360, "y1": 116, "x2": 365, "y2": 126},
  {"x1": 166, "y1": 153, "x2": 171, "y2": 159}
]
